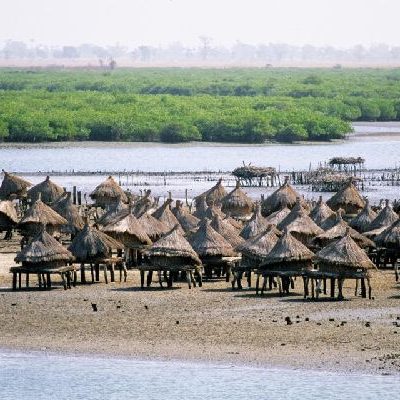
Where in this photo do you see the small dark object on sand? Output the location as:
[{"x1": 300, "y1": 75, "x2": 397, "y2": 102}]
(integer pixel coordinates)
[{"x1": 91, "y1": 303, "x2": 98, "y2": 312}]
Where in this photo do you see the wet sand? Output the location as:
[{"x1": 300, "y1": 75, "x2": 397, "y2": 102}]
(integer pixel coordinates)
[{"x1": 0, "y1": 236, "x2": 399, "y2": 375}]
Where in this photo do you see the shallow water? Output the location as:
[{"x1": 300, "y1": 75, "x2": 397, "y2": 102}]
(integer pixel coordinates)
[
  {"x1": 1, "y1": 123, "x2": 400, "y2": 173},
  {"x1": 0, "y1": 350, "x2": 399, "y2": 400}
]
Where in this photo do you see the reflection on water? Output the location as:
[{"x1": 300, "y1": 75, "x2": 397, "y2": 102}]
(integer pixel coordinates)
[{"x1": 0, "y1": 350, "x2": 399, "y2": 400}]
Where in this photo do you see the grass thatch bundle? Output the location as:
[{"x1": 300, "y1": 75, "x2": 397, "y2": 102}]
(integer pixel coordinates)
[
  {"x1": 326, "y1": 180, "x2": 365, "y2": 215},
  {"x1": 152, "y1": 198, "x2": 184, "y2": 233},
  {"x1": 195, "y1": 178, "x2": 227, "y2": 206},
  {"x1": 172, "y1": 200, "x2": 200, "y2": 233},
  {"x1": 69, "y1": 224, "x2": 123, "y2": 263},
  {"x1": 189, "y1": 219, "x2": 237, "y2": 258},
  {"x1": 309, "y1": 196, "x2": 335, "y2": 227},
  {"x1": 374, "y1": 220, "x2": 400, "y2": 248},
  {"x1": 133, "y1": 189, "x2": 155, "y2": 217},
  {"x1": 15, "y1": 229, "x2": 74, "y2": 267},
  {"x1": 102, "y1": 212, "x2": 152, "y2": 248},
  {"x1": 349, "y1": 199, "x2": 377, "y2": 233},
  {"x1": 145, "y1": 225, "x2": 202, "y2": 267},
  {"x1": 264, "y1": 206, "x2": 291, "y2": 225},
  {"x1": 210, "y1": 214, "x2": 245, "y2": 248},
  {"x1": 0, "y1": 171, "x2": 32, "y2": 199},
  {"x1": 52, "y1": 193, "x2": 84, "y2": 235},
  {"x1": 366, "y1": 200, "x2": 398, "y2": 232},
  {"x1": 193, "y1": 195, "x2": 208, "y2": 219},
  {"x1": 90, "y1": 176, "x2": 128, "y2": 208},
  {"x1": 27, "y1": 176, "x2": 64, "y2": 205},
  {"x1": 224, "y1": 214, "x2": 243, "y2": 230},
  {"x1": 96, "y1": 199, "x2": 129, "y2": 227},
  {"x1": 0, "y1": 200, "x2": 18, "y2": 230},
  {"x1": 221, "y1": 181, "x2": 254, "y2": 218},
  {"x1": 138, "y1": 212, "x2": 169, "y2": 241},
  {"x1": 240, "y1": 203, "x2": 269, "y2": 239}
]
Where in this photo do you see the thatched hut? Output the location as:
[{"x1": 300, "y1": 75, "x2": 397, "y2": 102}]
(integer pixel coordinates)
[
  {"x1": 138, "y1": 212, "x2": 169, "y2": 242},
  {"x1": 315, "y1": 233, "x2": 376, "y2": 299},
  {"x1": 224, "y1": 214, "x2": 243, "y2": 230},
  {"x1": 143, "y1": 225, "x2": 202, "y2": 289},
  {"x1": 152, "y1": 199, "x2": 184, "y2": 234},
  {"x1": 240, "y1": 204, "x2": 269, "y2": 240},
  {"x1": 195, "y1": 178, "x2": 227, "y2": 207},
  {"x1": 375, "y1": 220, "x2": 400, "y2": 249},
  {"x1": 90, "y1": 176, "x2": 128, "y2": 208},
  {"x1": 0, "y1": 171, "x2": 32, "y2": 200},
  {"x1": 264, "y1": 206, "x2": 291, "y2": 225},
  {"x1": 27, "y1": 176, "x2": 64, "y2": 205},
  {"x1": 210, "y1": 214, "x2": 245, "y2": 248},
  {"x1": 326, "y1": 180, "x2": 365, "y2": 215},
  {"x1": 18, "y1": 198, "x2": 67, "y2": 237},
  {"x1": 193, "y1": 195, "x2": 208, "y2": 219},
  {"x1": 52, "y1": 193, "x2": 84, "y2": 236},
  {"x1": 96, "y1": 199, "x2": 129, "y2": 227},
  {"x1": 0, "y1": 200, "x2": 18, "y2": 239},
  {"x1": 314, "y1": 212, "x2": 375, "y2": 250},
  {"x1": 366, "y1": 200, "x2": 398, "y2": 232},
  {"x1": 221, "y1": 181, "x2": 254, "y2": 219},
  {"x1": 258, "y1": 229, "x2": 315, "y2": 295},
  {"x1": 277, "y1": 199, "x2": 323, "y2": 246},
  {"x1": 349, "y1": 199, "x2": 377, "y2": 233},
  {"x1": 309, "y1": 196, "x2": 335, "y2": 228},
  {"x1": 133, "y1": 189, "x2": 155, "y2": 217},
  {"x1": 261, "y1": 178, "x2": 305, "y2": 216},
  {"x1": 172, "y1": 200, "x2": 200, "y2": 233},
  {"x1": 12, "y1": 229, "x2": 74, "y2": 290}
]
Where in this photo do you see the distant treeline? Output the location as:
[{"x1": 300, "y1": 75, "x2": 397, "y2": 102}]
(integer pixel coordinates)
[{"x1": 0, "y1": 68, "x2": 399, "y2": 143}]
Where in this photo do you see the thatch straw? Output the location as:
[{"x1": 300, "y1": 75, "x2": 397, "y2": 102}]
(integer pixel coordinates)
[
  {"x1": 349, "y1": 199, "x2": 377, "y2": 233},
  {"x1": 90, "y1": 176, "x2": 128, "y2": 206},
  {"x1": 326, "y1": 180, "x2": 365, "y2": 215},
  {"x1": 102, "y1": 212, "x2": 152, "y2": 248},
  {"x1": 189, "y1": 219, "x2": 237, "y2": 258},
  {"x1": 96, "y1": 199, "x2": 129, "y2": 227},
  {"x1": 0, "y1": 200, "x2": 18, "y2": 228},
  {"x1": 315, "y1": 233, "x2": 376, "y2": 271},
  {"x1": 240, "y1": 203, "x2": 270, "y2": 239},
  {"x1": 15, "y1": 229, "x2": 74, "y2": 266},
  {"x1": 172, "y1": 200, "x2": 200, "y2": 232},
  {"x1": 133, "y1": 190, "x2": 154, "y2": 217},
  {"x1": 374, "y1": 220, "x2": 400, "y2": 248},
  {"x1": 194, "y1": 195, "x2": 208, "y2": 219},
  {"x1": 195, "y1": 178, "x2": 227, "y2": 206},
  {"x1": 224, "y1": 214, "x2": 243, "y2": 230},
  {"x1": 0, "y1": 171, "x2": 32, "y2": 199},
  {"x1": 221, "y1": 181, "x2": 254, "y2": 218},
  {"x1": 366, "y1": 200, "x2": 398, "y2": 231},
  {"x1": 261, "y1": 178, "x2": 305, "y2": 216},
  {"x1": 210, "y1": 214, "x2": 245, "y2": 248},
  {"x1": 52, "y1": 193, "x2": 84, "y2": 235},
  {"x1": 145, "y1": 225, "x2": 202, "y2": 266},
  {"x1": 27, "y1": 176, "x2": 64, "y2": 205},
  {"x1": 264, "y1": 206, "x2": 291, "y2": 225},
  {"x1": 138, "y1": 212, "x2": 169, "y2": 241},
  {"x1": 69, "y1": 224, "x2": 123, "y2": 263},
  {"x1": 152, "y1": 199, "x2": 184, "y2": 233},
  {"x1": 309, "y1": 196, "x2": 335, "y2": 227}
]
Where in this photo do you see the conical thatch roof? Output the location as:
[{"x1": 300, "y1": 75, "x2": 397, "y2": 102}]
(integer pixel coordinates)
[
  {"x1": 240, "y1": 203, "x2": 270, "y2": 239},
  {"x1": 152, "y1": 199, "x2": 184, "y2": 233},
  {"x1": 374, "y1": 220, "x2": 400, "y2": 248},
  {"x1": 277, "y1": 199, "x2": 323, "y2": 242},
  {"x1": 0, "y1": 200, "x2": 18, "y2": 225},
  {"x1": 27, "y1": 176, "x2": 64, "y2": 205},
  {"x1": 264, "y1": 206, "x2": 291, "y2": 225},
  {"x1": 326, "y1": 180, "x2": 365, "y2": 215},
  {"x1": 309, "y1": 196, "x2": 335, "y2": 227},
  {"x1": 52, "y1": 193, "x2": 84, "y2": 234},
  {"x1": 221, "y1": 181, "x2": 254, "y2": 218},
  {"x1": 146, "y1": 225, "x2": 201, "y2": 266},
  {"x1": 15, "y1": 229, "x2": 74, "y2": 265},
  {"x1": 138, "y1": 212, "x2": 169, "y2": 241},
  {"x1": 224, "y1": 214, "x2": 243, "y2": 230},
  {"x1": 133, "y1": 190, "x2": 154, "y2": 217},
  {"x1": 315, "y1": 233, "x2": 376, "y2": 271},
  {"x1": 96, "y1": 199, "x2": 129, "y2": 227},
  {"x1": 260, "y1": 229, "x2": 315, "y2": 266},
  {"x1": 314, "y1": 212, "x2": 374, "y2": 249},
  {"x1": 210, "y1": 214, "x2": 245, "y2": 248},
  {"x1": 102, "y1": 212, "x2": 152, "y2": 247},
  {"x1": 196, "y1": 178, "x2": 227, "y2": 206},
  {"x1": 19, "y1": 199, "x2": 67, "y2": 227},
  {"x1": 189, "y1": 219, "x2": 236, "y2": 258},
  {"x1": 349, "y1": 199, "x2": 377, "y2": 233},
  {"x1": 90, "y1": 176, "x2": 128, "y2": 205},
  {"x1": 193, "y1": 195, "x2": 208, "y2": 219},
  {"x1": 194, "y1": 198, "x2": 225, "y2": 220},
  {"x1": 172, "y1": 200, "x2": 200, "y2": 232},
  {"x1": 261, "y1": 178, "x2": 305, "y2": 216},
  {"x1": 366, "y1": 200, "x2": 398, "y2": 232},
  {"x1": 238, "y1": 226, "x2": 280, "y2": 263},
  {"x1": 0, "y1": 171, "x2": 32, "y2": 199},
  {"x1": 69, "y1": 224, "x2": 123, "y2": 263}
]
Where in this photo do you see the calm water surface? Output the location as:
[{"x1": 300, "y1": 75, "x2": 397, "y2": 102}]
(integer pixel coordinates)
[
  {"x1": 1, "y1": 124, "x2": 400, "y2": 172},
  {"x1": 0, "y1": 350, "x2": 399, "y2": 400}
]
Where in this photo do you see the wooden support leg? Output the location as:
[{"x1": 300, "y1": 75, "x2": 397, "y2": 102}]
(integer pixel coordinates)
[
  {"x1": 366, "y1": 276, "x2": 372, "y2": 299},
  {"x1": 158, "y1": 271, "x2": 163, "y2": 288},
  {"x1": 394, "y1": 261, "x2": 399, "y2": 282},
  {"x1": 355, "y1": 279, "x2": 359, "y2": 296},
  {"x1": 260, "y1": 276, "x2": 267, "y2": 295},
  {"x1": 225, "y1": 265, "x2": 231, "y2": 282},
  {"x1": 18, "y1": 273, "x2": 22, "y2": 289},
  {"x1": 66, "y1": 272, "x2": 71, "y2": 289},
  {"x1": 311, "y1": 279, "x2": 315, "y2": 300},
  {"x1": 323, "y1": 278, "x2": 327, "y2": 295},
  {"x1": 90, "y1": 264, "x2": 94, "y2": 284},
  {"x1": 140, "y1": 270, "x2": 145, "y2": 288},
  {"x1": 337, "y1": 278, "x2": 344, "y2": 300},
  {"x1": 147, "y1": 271, "x2": 153, "y2": 287},
  {"x1": 247, "y1": 271, "x2": 252, "y2": 288},
  {"x1": 95, "y1": 264, "x2": 100, "y2": 282},
  {"x1": 255, "y1": 274, "x2": 260, "y2": 295},
  {"x1": 38, "y1": 273, "x2": 42, "y2": 288},
  {"x1": 123, "y1": 263, "x2": 127, "y2": 282},
  {"x1": 197, "y1": 270, "x2": 203, "y2": 287},
  {"x1": 73, "y1": 270, "x2": 77, "y2": 287},
  {"x1": 47, "y1": 273, "x2": 51, "y2": 289},
  {"x1": 361, "y1": 278, "x2": 366, "y2": 298},
  {"x1": 110, "y1": 263, "x2": 115, "y2": 283},
  {"x1": 167, "y1": 271, "x2": 173, "y2": 288},
  {"x1": 61, "y1": 273, "x2": 67, "y2": 290},
  {"x1": 191, "y1": 271, "x2": 197, "y2": 288},
  {"x1": 186, "y1": 270, "x2": 192, "y2": 289},
  {"x1": 12, "y1": 272, "x2": 17, "y2": 290},
  {"x1": 278, "y1": 277, "x2": 283, "y2": 296},
  {"x1": 26, "y1": 273, "x2": 29, "y2": 288},
  {"x1": 330, "y1": 278, "x2": 335, "y2": 298},
  {"x1": 119, "y1": 264, "x2": 122, "y2": 282},
  {"x1": 103, "y1": 264, "x2": 108, "y2": 284},
  {"x1": 303, "y1": 277, "x2": 308, "y2": 299},
  {"x1": 80, "y1": 264, "x2": 86, "y2": 284},
  {"x1": 42, "y1": 274, "x2": 47, "y2": 289}
]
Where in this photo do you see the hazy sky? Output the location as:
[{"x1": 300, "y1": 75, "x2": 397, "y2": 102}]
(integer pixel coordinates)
[{"x1": 1, "y1": 0, "x2": 399, "y2": 48}]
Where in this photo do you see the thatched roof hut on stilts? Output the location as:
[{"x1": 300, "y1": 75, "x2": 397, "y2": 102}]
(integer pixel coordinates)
[
  {"x1": 349, "y1": 199, "x2": 377, "y2": 233},
  {"x1": 90, "y1": 176, "x2": 128, "y2": 209},
  {"x1": 240, "y1": 203, "x2": 269, "y2": 240},
  {"x1": 0, "y1": 200, "x2": 18, "y2": 239},
  {"x1": 326, "y1": 179, "x2": 365, "y2": 216},
  {"x1": 0, "y1": 171, "x2": 32, "y2": 200},
  {"x1": 27, "y1": 176, "x2": 64, "y2": 205},
  {"x1": 138, "y1": 212, "x2": 169, "y2": 242},
  {"x1": 210, "y1": 214, "x2": 245, "y2": 249},
  {"x1": 152, "y1": 198, "x2": 184, "y2": 234},
  {"x1": 195, "y1": 178, "x2": 227, "y2": 207},
  {"x1": 172, "y1": 200, "x2": 200, "y2": 233},
  {"x1": 366, "y1": 199, "x2": 398, "y2": 232},
  {"x1": 52, "y1": 192, "x2": 84, "y2": 236},
  {"x1": 221, "y1": 181, "x2": 254, "y2": 220},
  {"x1": 309, "y1": 196, "x2": 335, "y2": 228},
  {"x1": 144, "y1": 225, "x2": 202, "y2": 289}
]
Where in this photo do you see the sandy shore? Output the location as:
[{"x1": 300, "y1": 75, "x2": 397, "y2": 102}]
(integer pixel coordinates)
[{"x1": 0, "y1": 236, "x2": 399, "y2": 375}]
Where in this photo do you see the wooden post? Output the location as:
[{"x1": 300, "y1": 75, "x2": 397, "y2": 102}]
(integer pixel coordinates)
[
  {"x1": 110, "y1": 263, "x2": 115, "y2": 282},
  {"x1": 26, "y1": 273, "x2": 29, "y2": 288},
  {"x1": 330, "y1": 278, "x2": 335, "y2": 298},
  {"x1": 95, "y1": 264, "x2": 100, "y2": 281},
  {"x1": 80, "y1": 263, "x2": 86, "y2": 284},
  {"x1": 73, "y1": 186, "x2": 77, "y2": 205},
  {"x1": 77, "y1": 191, "x2": 82, "y2": 206},
  {"x1": 103, "y1": 264, "x2": 108, "y2": 284},
  {"x1": 12, "y1": 272, "x2": 17, "y2": 290},
  {"x1": 140, "y1": 270, "x2": 145, "y2": 288}
]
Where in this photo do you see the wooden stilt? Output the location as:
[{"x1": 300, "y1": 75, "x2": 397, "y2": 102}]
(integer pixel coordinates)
[
  {"x1": 140, "y1": 270, "x2": 145, "y2": 288},
  {"x1": 255, "y1": 274, "x2": 260, "y2": 295},
  {"x1": 90, "y1": 264, "x2": 94, "y2": 283},
  {"x1": 337, "y1": 278, "x2": 344, "y2": 300},
  {"x1": 110, "y1": 263, "x2": 115, "y2": 282},
  {"x1": 330, "y1": 278, "x2": 335, "y2": 298},
  {"x1": 361, "y1": 278, "x2": 366, "y2": 298},
  {"x1": 26, "y1": 273, "x2": 29, "y2": 288},
  {"x1": 103, "y1": 264, "x2": 108, "y2": 284},
  {"x1": 80, "y1": 264, "x2": 86, "y2": 284},
  {"x1": 147, "y1": 271, "x2": 153, "y2": 287},
  {"x1": 95, "y1": 264, "x2": 100, "y2": 281}
]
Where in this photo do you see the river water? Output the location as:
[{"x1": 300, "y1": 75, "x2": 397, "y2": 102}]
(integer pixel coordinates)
[{"x1": 0, "y1": 350, "x2": 399, "y2": 400}]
